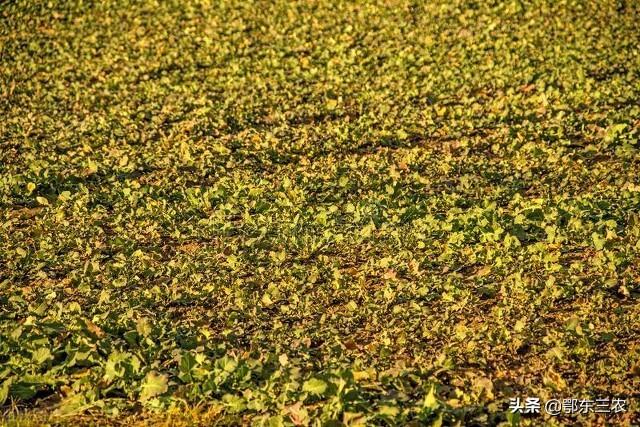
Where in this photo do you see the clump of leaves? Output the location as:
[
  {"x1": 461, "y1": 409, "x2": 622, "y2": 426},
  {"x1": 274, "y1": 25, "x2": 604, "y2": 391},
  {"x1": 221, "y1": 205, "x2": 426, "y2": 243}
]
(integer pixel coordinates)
[{"x1": 1, "y1": 0, "x2": 639, "y2": 425}]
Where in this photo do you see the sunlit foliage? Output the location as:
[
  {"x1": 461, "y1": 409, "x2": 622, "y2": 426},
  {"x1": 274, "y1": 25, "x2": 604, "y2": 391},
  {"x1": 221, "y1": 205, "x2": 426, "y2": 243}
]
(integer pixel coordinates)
[{"x1": 1, "y1": 0, "x2": 639, "y2": 424}]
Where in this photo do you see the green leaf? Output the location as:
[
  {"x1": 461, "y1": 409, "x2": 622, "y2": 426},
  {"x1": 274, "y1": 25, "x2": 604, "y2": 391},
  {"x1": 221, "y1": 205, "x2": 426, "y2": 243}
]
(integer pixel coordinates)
[
  {"x1": 604, "y1": 123, "x2": 627, "y2": 143},
  {"x1": 104, "y1": 351, "x2": 129, "y2": 382},
  {"x1": 267, "y1": 415, "x2": 285, "y2": 427},
  {"x1": 179, "y1": 352, "x2": 197, "y2": 382},
  {"x1": 139, "y1": 371, "x2": 168, "y2": 401},
  {"x1": 32, "y1": 347, "x2": 52, "y2": 365},
  {"x1": 222, "y1": 393, "x2": 246, "y2": 413},
  {"x1": 53, "y1": 394, "x2": 91, "y2": 416},
  {"x1": 592, "y1": 232, "x2": 606, "y2": 250},
  {"x1": 215, "y1": 356, "x2": 237, "y2": 373},
  {"x1": 302, "y1": 378, "x2": 327, "y2": 395},
  {"x1": 10, "y1": 382, "x2": 37, "y2": 400},
  {"x1": 0, "y1": 379, "x2": 11, "y2": 405}
]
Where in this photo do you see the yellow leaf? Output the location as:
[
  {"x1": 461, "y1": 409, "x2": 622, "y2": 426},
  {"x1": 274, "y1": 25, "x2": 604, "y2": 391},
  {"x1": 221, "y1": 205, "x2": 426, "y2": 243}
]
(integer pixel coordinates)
[
  {"x1": 472, "y1": 376, "x2": 494, "y2": 400},
  {"x1": 139, "y1": 371, "x2": 168, "y2": 401},
  {"x1": 261, "y1": 293, "x2": 273, "y2": 307},
  {"x1": 278, "y1": 354, "x2": 288, "y2": 366},
  {"x1": 378, "y1": 405, "x2": 399, "y2": 417},
  {"x1": 86, "y1": 160, "x2": 98, "y2": 175},
  {"x1": 424, "y1": 385, "x2": 439, "y2": 410},
  {"x1": 475, "y1": 266, "x2": 491, "y2": 278}
]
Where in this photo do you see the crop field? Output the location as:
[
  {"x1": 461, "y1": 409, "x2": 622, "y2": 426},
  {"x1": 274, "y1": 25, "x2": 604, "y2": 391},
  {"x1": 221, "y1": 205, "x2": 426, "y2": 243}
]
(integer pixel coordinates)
[{"x1": 1, "y1": 0, "x2": 640, "y2": 425}]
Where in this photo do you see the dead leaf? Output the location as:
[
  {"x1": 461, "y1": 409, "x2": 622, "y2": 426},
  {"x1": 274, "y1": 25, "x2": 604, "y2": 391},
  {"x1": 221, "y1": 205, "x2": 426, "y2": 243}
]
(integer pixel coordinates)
[{"x1": 83, "y1": 319, "x2": 105, "y2": 338}]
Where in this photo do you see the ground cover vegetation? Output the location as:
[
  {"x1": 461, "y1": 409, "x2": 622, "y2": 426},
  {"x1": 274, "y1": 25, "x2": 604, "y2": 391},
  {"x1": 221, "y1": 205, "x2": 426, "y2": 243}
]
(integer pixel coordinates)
[{"x1": 1, "y1": 0, "x2": 640, "y2": 425}]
